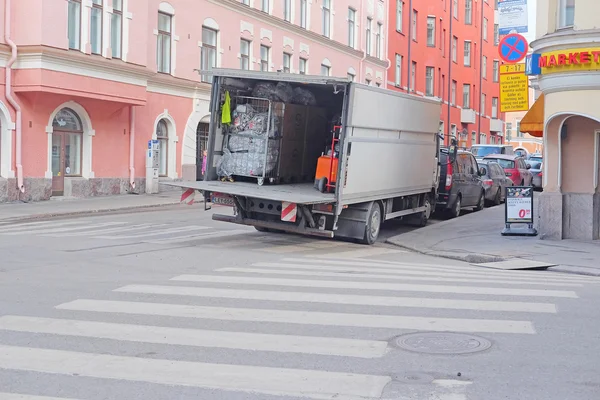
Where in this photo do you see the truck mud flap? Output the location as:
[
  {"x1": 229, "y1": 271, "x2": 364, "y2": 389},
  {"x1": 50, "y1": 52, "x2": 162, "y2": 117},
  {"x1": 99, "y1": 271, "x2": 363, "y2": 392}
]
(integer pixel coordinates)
[{"x1": 212, "y1": 214, "x2": 335, "y2": 239}]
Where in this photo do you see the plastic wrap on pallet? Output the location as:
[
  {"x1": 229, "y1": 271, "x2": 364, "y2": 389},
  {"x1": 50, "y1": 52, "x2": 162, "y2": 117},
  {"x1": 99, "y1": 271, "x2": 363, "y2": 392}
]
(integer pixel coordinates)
[
  {"x1": 251, "y1": 82, "x2": 280, "y2": 101},
  {"x1": 292, "y1": 87, "x2": 317, "y2": 106},
  {"x1": 217, "y1": 149, "x2": 235, "y2": 177},
  {"x1": 275, "y1": 82, "x2": 294, "y2": 103},
  {"x1": 228, "y1": 136, "x2": 269, "y2": 153}
]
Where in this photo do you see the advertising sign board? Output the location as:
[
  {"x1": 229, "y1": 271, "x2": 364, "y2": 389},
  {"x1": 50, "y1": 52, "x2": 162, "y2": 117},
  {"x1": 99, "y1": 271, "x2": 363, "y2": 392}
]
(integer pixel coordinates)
[
  {"x1": 501, "y1": 186, "x2": 537, "y2": 236},
  {"x1": 498, "y1": 0, "x2": 528, "y2": 35}
]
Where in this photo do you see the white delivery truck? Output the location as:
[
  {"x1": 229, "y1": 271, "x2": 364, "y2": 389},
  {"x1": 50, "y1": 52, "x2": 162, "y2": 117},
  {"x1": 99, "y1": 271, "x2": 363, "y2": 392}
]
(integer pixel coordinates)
[{"x1": 167, "y1": 69, "x2": 442, "y2": 244}]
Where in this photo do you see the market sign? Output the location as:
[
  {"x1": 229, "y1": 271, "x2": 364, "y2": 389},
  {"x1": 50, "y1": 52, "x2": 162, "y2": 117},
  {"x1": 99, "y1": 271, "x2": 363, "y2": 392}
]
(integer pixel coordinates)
[
  {"x1": 499, "y1": 63, "x2": 529, "y2": 112},
  {"x1": 537, "y1": 48, "x2": 600, "y2": 74},
  {"x1": 501, "y1": 186, "x2": 537, "y2": 237},
  {"x1": 498, "y1": 0, "x2": 528, "y2": 35}
]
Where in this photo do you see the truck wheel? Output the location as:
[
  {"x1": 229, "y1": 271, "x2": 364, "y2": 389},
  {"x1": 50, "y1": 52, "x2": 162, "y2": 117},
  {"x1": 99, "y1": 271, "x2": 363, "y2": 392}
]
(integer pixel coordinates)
[
  {"x1": 417, "y1": 196, "x2": 432, "y2": 227},
  {"x1": 361, "y1": 202, "x2": 382, "y2": 245}
]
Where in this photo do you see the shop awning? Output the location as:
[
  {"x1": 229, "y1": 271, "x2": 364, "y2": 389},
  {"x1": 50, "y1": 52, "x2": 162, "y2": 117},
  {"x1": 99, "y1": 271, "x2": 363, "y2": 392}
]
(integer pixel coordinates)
[{"x1": 520, "y1": 93, "x2": 544, "y2": 137}]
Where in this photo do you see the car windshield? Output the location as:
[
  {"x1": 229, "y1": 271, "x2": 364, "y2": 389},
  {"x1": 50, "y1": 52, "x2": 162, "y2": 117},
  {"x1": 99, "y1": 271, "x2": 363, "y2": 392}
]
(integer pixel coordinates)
[
  {"x1": 528, "y1": 161, "x2": 542, "y2": 169},
  {"x1": 471, "y1": 146, "x2": 503, "y2": 157},
  {"x1": 529, "y1": 157, "x2": 543, "y2": 163},
  {"x1": 487, "y1": 158, "x2": 515, "y2": 168}
]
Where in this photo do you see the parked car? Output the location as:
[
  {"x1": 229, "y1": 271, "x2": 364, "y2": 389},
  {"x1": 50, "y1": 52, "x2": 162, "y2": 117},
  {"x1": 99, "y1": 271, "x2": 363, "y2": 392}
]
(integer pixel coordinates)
[
  {"x1": 527, "y1": 153, "x2": 543, "y2": 163},
  {"x1": 478, "y1": 160, "x2": 513, "y2": 205},
  {"x1": 483, "y1": 154, "x2": 533, "y2": 186},
  {"x1": 436, "y1": 149, "x2": 485, "y2": 218},
  {"x1": 470, "y1": 144, "x2": 515, "y2": 160},
  {"x1": 527, "y1": 160, "x2": 543, "y2": 190}
]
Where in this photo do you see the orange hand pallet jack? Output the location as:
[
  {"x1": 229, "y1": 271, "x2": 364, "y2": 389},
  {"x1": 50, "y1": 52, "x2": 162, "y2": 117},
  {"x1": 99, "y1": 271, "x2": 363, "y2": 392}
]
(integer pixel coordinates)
[{"x1": 314, "y1": 125, "x2": 341, "y2": 193}]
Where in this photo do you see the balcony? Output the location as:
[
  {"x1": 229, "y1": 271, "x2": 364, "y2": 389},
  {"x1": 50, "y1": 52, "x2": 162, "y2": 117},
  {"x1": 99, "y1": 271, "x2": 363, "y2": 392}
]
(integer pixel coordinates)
[
  {"x1": 461, "y1": 108, "x2": 476, "y2": 124},
  {"x1": 490, "y1": 118, "x2": 504, "y2": 133}
]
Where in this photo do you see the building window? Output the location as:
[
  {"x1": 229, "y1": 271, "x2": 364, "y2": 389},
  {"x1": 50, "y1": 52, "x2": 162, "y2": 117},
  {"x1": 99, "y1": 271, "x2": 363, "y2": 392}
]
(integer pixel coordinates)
[
  {"x1": 493, "y1": 60, "x2": 499, "y2": 82},
  {"x1": 452, "y1": 36, "x2": 457, "y2": 62},
  {"x1": 68, "y1": 0, "x2": 82, "y2": 50},
  {"x1": 465, "y1": 0, "x2": 472, "y2": 24},
  {"x1": 284, "y1": 0, "x2": 291, "y2": 21},
  {"x1": 453, "y1": 0, "x2": 458, "y2": 18},
  {"x1": 493, "y1": 24, "x2": 499, "y2": 45},
  {"x1": 348, "y1": 8, "x2": 356, "y2": 48},
  {"x1": 262, "y1": 0, "x2": 269, "y2": 13},
  {"x1": 492, "y1": 97, "x2": 498, "y2": 118},
  {"x1": 322, "y1": 0, "x2": 331, "y2": 37},
  {"x1": 201, "y1": 27, "x2": 218, "y2": 82},
  {"x1": 395, "y1": 54, "x2": 402, "y2": 86},
  {"x1": 411, "y1": 10, "x2": 417, "y2": 41},
  {"x1": 90, "y1": 0, "x2": 103, "y2": 55},
  {"x1": 396, "y1": 0, "x2": 404, "y2": 32},
  {"x1": 260, "y1": 45, "x2": 270, "y2": 71},
  {"x1": 462, "y1": 84, "x2": 470, "y2": 108},
  {"x1": 111, "y1": 0, "x2": 123, "y2": 58},
  {"x1": 451, "y1": 124, "x2": 457, "y2": 139},
  {"x1": 157, "y1": 12, "x2": 172, "y2": 73},
  {"x1": 425, "y1": 66, "x2": 435, "y2": 96},
  {"x1": 283, "y1": 52, "x2": 291, "y2": 73},
  {"x1": 156, "y1": 119, "x2": 169, "y2": 177},
  {"x1": 240, "y1": 39, "x2": 250, "y2": 70},
  {"x1": 482, "y1": 56, "x2": 488, "y2": 79},
  {"x1": 427, "y1": 16, "x2": 435, "y2": 47},
  {"x1": 516, "y1": 120, "x2": 523, "y2": 137},
  {"x1": 483, "y1": 18, "x2": 488, "y2": 41},
  {"x1": 558, "y1": 0, "x2": 575, "y2": 28},
  {"x1": 52, "y1": 108, "x2": 83, "y2": 177},
  {"x1": 451, "y1": 80, "x2": 457, "y2": 105},
  {"x1": 506, "y1": 122, "x2": 513, "y2": 141},
  {"x1": 376, "y1": 23, "x2": 383, "y2": 58},
  {"x1": 321, "y1": 64, "x2": 330, "y2": 76},
  {"x1": 464, "y1": 41, "x2": 471, "y2": 66},
  {"x1": 300, "y1": 0, "x2": 307, "y2": 28},
  {"x1": 299, "y1": 57, "x2": 307, "y2": 74},
  {"x1": 472, "y1": 131, "x2": 477, "y2": 145},
  {"x1": 481, "y1": 93, "x2": 486, "y2": 116},
  {"x1": 411, "y1": 61, "x2": 416, "y2": 92},
  {"x1": 366, "y1": 18, "x2": 372, "y2": 55}
]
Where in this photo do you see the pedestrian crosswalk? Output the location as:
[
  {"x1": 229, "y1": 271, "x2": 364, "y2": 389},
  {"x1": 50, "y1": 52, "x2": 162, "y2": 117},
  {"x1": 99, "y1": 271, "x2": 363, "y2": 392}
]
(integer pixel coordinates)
[{"x1": 0, "y1": 255, "x2": 597, "y2": 399}]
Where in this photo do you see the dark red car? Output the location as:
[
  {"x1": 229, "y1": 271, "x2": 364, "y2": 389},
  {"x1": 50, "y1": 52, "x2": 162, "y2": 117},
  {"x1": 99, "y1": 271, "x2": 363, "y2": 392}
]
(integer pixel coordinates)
[{"x1": 483, "y1": 154, "x2": 533, "y2": 186}]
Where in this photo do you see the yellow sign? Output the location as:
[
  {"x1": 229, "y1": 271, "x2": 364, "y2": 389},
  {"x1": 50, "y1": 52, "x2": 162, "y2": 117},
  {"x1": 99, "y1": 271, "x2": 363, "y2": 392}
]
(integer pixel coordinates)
[
  {"x1": 539, "y1": 47, "x2": 600, "y2": 75},
  {"x1": 500, "y1": 64, "x2": 529, "y2": 112}
]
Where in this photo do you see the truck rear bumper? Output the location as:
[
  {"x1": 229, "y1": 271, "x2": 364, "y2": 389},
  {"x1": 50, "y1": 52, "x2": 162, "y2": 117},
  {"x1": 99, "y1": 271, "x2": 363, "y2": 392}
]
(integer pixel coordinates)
[{"x1": 212, "y1": 214, "x2": 335, "y2": 238}]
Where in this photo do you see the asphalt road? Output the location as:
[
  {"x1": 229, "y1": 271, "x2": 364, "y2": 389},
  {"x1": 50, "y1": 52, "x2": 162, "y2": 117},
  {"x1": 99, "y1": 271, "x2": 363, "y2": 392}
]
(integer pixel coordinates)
[{"x1": 0, "y1": 206, "x2": 599, "y2": 400}]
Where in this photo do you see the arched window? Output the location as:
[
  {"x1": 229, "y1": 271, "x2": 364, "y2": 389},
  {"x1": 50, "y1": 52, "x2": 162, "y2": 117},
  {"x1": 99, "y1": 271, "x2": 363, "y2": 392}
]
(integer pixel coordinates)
[
  {"x1": 52, "y1": 108, "x2": 83, "y2": 177},
  {"x1": 53, "y1": 108, "x2": 83, "y2": 131},
  {"x1": 156, "y1": 119, "x2": 169, "y2": 176}
]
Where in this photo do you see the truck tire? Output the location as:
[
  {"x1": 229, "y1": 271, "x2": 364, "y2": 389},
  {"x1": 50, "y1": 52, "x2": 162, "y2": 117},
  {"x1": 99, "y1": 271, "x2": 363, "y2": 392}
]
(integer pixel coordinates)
[
  {"x1": 417, "y1": 196, "x2": 432, "y2": 227},
  {"x1": 361, "y1": 202, "x2": 382, "y2": 245}
]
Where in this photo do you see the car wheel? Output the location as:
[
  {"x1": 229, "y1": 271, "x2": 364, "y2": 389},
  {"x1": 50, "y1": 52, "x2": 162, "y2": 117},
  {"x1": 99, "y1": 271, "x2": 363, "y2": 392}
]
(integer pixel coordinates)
[
  {"x1": 474, "y1": 190, "x2": 485, "y2": 211},
  {"x1": 360, "y1": 202, "x2": 382, "y2": 245},
  {"x1": 416, "y1": 196, "x2": 432, "y2": 227},
  {"x1": 494, "y1": 188, "x2": 501, "y2": 205},
  {"x1": 448, "y1": 195, "x2": 461, "y2": 218}
]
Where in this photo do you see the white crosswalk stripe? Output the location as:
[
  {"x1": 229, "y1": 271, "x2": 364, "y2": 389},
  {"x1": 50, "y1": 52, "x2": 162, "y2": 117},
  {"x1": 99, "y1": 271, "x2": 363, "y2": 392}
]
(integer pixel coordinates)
[
  {"x1": 0, "y1": 394, "x2": 81, "y2": 400},
  {"x1": 0, "y1": 255, "x2": 587, "y2": 399}
]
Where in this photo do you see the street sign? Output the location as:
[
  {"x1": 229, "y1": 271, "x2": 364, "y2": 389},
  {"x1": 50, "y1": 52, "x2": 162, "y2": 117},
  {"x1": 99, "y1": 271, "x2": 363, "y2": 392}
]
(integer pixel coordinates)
[
  {"x1": 525, "y1": 53, "x2": 541, "y2": 75},
  {"x1": 501, "y1": 186, "x2": 537, "y2": 236},
  {"x1": 498, "y1": 0, "x2": 529, "y2": 35},
  {"x1": 499, "y1": 63, "x2": 529, "y2": 112},
  {"x1": 499, "y1": 33, "x2": 528, "y2": 64}
]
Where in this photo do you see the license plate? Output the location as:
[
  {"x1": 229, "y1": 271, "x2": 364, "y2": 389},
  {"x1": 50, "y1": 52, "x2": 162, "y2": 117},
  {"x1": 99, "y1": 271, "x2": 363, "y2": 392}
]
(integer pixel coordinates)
[{"x1": 211, "y1": 193, "x2": 235, "y2": 207}]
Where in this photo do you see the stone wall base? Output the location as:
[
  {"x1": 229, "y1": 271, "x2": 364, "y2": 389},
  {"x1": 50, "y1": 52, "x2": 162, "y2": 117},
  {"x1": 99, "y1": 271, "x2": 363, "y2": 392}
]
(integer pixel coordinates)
[
  {"x1": 539, "y1": 191, "x2": 600, "y2": 240},
  {"x1": 0, "y1": 178, "x2": 52, "y2": 203}
]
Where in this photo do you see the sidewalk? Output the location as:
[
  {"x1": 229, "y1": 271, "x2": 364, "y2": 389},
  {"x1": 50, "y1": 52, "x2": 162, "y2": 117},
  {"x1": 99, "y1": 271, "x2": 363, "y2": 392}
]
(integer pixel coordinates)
[
  {"x1": 386, "y1": 203, "x2": 600, "y2": 276},
  {"x1": 0, "y1": 186, "x2": 190, "y2": 224}
]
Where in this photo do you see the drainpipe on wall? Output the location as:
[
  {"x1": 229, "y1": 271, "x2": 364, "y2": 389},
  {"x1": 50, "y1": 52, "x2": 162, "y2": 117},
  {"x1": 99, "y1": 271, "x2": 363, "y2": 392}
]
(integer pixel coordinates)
[
  {"x1": 383, "y1": 0, "x2": 391, "y2": 86},
  {"x1": 358, "y1": 0, "x2": 367, "y2": 82},
  {"x1": 5, "y1": 0, "x2": 23, "y2": 193},
  {"x1": 407, "y1": 0, "x2": 413, "y2": 92},
  {"x1": 477, "y1": 0, "x2": 484, "y2": 144},
  {"x1": 446, "y1": 0, "x2": 454, "y2": 146},
  {"x1": 129, "y1": 106, "x2": 136, "y2": 191}
]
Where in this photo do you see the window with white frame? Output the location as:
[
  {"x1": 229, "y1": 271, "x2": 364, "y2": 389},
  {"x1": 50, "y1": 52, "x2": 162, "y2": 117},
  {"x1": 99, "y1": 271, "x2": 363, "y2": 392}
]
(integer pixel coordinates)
[
  {"x1": 493, "y1": 60, "x2": 499, "y2": 82},
  {"x1": 240, "y1": 39, "x2": 250, "y2": 70},
  {"x1": 481, "y1": 93, "x2": 486, "y2": 116},
  {"x1": 464, "y1": 41, "x2": 471, "y2": 66},
  {"x1": 453, "y1": 0, "x2": 458, "y2": 18},
  {"x1": 395, "y1": 54, "x2": 402, "y2": 86},
  {"x1": 260, "y1": 45, "x2": 270, "y2": 71},
  {"x1": 283, "y1": 52, "x2": 291, "y2": 73},
  {"x1": 366, "y1": 18, "x2": 372, "y2": 55},
  {"x1": 68, "y1": 0, "x2": 81, "y2": 50},
  {"x1": 425, "y1": 66, "x2": 435, "y2": 96},
  {"x1": 451, "y1": 80, "x2": 457, "y2": 105},
  {"x1": 321, "y1": 64, "x2": 330, "y2": 76},
  {"x1": 506, "y1": 122, "x2": 512, "y2": 141},
  {"x1": 516, "y1": 120, "x2": 523, "y2": 137},
  {"x1": 157, "y1": 12, "x2": 172, "y2": 73},
  {"x1": 558, "y1": 0, "x2": 575, "y2": 28},
  {"x1": 300, "y1": 0, "x2": 307, "y2": 28},
  {"x1": 427, "y1": 16, "x2": 435, "y2": 46},
  {"x1": 284, "y1": 0, "x2": 291, "y2": 21},
  {"x1": 111, "y1": 0, "x2": 123, "y2": 58},
  {"x1": 480, "y1": 133, "x2": 486, "y2": 144},
  {"x1": 156, "y1": 119, "x2": 169, "y2": 176},
  {"x1": 376, "y1": 23, "x2": 382, "y2": 58},
  {"x1": 90, "y1": 0, "x2": 103, "y2": 55},
  {"x1": 299, "y1": 57, "x2": 307, "y2": 74},
  {"x1": 465, "y1": 0, "x2": 472, "y2": 24},
  {"x1": 262, "y1": 0, "x2": 269, "y2": 13},
  {"x1": 482, "y1": 56, "x2": 487, "y2": 79},
  {"x1": 493, "y1": 24, "x2": 499, "y2": 45},
  {"x1": 463, "y1": 84, "x2": 470, "y2": 108},
  {"x1": 396, "y1": 0, "x2": 403, "y2": 32},
  {"x1": 411, "y1": 9, "x2": 417, "y2": 41},
  {"x1": 201, "y1": 27, "x2": 217, "y2": 82},
  {"x1": 322, "y1": 0, "x2": 331, "y2": 37},
  {"x1": 483, "y1": 18, "x2": 488, "y2": 41},
  {"x1": 452, "y1": 36, "x2": 457, "y2": 62},
  {"x1": 411, "y1": 61, "x2": 416, "y2": 92},
  {"x1": 451, "y1": 124, "x2": 457, "y2": 139},
  {"x1": 492, "y1": 97, "x2": 498, "y2": 118},
  {"x1": 348, "y1": 8, "x2": 356, "y2": 48}
]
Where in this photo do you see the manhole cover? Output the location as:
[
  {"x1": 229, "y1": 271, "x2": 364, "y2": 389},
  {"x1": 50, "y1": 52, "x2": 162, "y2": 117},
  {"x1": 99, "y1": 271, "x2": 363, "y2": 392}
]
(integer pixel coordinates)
[{"x1": 394, "y1": 332, "x2": 492, "y2": 355}]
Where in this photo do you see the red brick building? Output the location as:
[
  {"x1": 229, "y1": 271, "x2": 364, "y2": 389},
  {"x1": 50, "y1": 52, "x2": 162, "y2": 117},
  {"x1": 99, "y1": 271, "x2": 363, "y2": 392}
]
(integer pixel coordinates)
[{"x1": 388, "y1": 0, "x2": 504, "y2": 148}]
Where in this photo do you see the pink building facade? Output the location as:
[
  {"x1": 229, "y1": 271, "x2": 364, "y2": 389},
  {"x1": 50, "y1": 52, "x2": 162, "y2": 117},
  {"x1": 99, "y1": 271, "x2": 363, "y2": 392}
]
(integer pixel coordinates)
[{"x1": 0, "y1": 0, "x2": 389, "y2": 202}]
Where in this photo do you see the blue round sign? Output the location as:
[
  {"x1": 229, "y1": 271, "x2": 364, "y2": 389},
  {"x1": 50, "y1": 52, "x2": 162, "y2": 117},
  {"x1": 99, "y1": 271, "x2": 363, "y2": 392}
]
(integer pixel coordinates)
[{"x1": 498, "y1": 33, "x2": 529, "y2": 63}]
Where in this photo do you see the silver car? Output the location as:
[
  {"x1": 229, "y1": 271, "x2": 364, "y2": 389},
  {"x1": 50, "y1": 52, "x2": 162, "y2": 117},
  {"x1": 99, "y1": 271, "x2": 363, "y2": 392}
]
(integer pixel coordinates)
[{"x1": 527, "y1": 160, "x2": 543, "y2": 190}]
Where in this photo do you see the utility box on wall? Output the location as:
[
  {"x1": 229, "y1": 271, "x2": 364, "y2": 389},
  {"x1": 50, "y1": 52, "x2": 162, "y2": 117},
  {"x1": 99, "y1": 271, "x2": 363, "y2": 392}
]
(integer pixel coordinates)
[{"x1": 146, "y1": 140, "x2": 160, "y2": 194}]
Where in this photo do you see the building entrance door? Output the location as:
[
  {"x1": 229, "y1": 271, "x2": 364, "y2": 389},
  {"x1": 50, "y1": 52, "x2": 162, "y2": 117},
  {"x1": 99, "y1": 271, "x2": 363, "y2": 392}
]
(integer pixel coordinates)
[
  {"x1": 50, "y1": 107, "x2": 84, "y2": 197},
  {"x1": 196, "y1": 122, "x2": 209, "y2": 181},
  {"x1": 51, "y1": 132, "x2": 64, "y2": 196}
]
